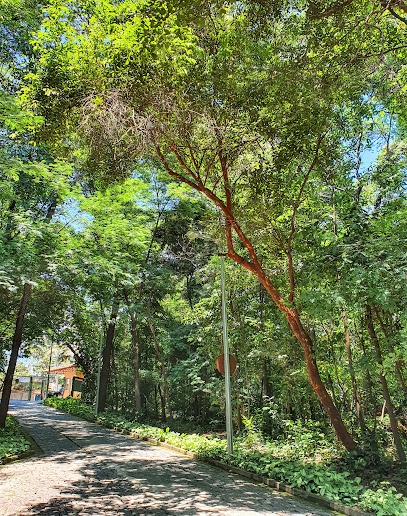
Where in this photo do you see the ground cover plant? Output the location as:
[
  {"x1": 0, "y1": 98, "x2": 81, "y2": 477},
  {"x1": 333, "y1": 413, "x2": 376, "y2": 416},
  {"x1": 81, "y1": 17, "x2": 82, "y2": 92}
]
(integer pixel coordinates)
[
  {"x1": 44, "y1": 398, "x2": 407, "y2": 515},
  {"x1": 0, "y1": 416, "x2": 31, "y2": 464}
]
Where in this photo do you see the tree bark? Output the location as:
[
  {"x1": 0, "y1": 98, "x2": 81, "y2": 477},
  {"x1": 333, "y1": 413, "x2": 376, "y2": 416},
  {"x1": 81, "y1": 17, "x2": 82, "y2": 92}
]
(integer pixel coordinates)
[
  {"x1": 373, "y1": 305, "x2": 407, "y2": 397},
  {"x1": 343, "y1": 308, "x2": 366, "y2": 433},
  {"x1": 157, "y1": 384, "x2": 166, "y2": 423},
  {"x1": 146, "y1": 310, "x2": 172, "y2": 420},
  {"x1": 64, "y1": 342, "x2": 90, "y2": 376},
  {"x1": 255, "y1": 271, "x2": 358, "y2": 451},
  {"x1": 0, "y1": 283, "x2": 32, "y2": 428},
  {"x1": 123, "y1": 290, "x2": 141, "y2": 413},
  {"x1": 366, "y1": 305, "x2": 406, "y2": 462},
  {"x1": 97, "y1": 297, "x2": 119, "y2": 413}
]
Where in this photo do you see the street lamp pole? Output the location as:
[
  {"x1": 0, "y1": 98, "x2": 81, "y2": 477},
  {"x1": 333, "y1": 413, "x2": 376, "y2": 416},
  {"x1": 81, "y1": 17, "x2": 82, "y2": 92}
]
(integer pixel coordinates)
[
  {"x1": 95, "y1": 312, "x2": 104, "y2": 415},
  {"x1": 220, "y1": 255, "x2": 233, "y2": 455}
]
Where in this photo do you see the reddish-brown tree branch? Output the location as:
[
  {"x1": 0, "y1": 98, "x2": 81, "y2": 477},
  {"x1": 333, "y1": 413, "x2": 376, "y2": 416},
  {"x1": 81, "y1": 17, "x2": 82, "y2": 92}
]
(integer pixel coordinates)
[
  {"x1": 185, "y1": 138, "x2": 201, "y2": 179},
  {"x1": 155, "y1": 144, "x2": 200, "y2": 191},
  {"x1": 204, "y1": 150, "x2": 219, "y2": 186},
  {"x1": 170, "y1": 142, "x2": 201, "y2": 185}
]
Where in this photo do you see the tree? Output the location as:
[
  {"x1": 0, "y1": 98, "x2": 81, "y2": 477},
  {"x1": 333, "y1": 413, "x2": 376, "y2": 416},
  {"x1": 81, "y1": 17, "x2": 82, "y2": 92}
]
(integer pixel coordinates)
[
  {"x1": 21, "y1": 0, "x2": 353, "y2": 447},
  {"x1": 23, "y1": 0, "x2": 407, "y2": 451}
]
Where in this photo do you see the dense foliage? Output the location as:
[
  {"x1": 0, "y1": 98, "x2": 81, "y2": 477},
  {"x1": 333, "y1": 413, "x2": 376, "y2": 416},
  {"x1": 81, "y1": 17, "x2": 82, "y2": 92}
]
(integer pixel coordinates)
[{"x1": 1, "y1": 0, "x2": 407, "y2": 512}]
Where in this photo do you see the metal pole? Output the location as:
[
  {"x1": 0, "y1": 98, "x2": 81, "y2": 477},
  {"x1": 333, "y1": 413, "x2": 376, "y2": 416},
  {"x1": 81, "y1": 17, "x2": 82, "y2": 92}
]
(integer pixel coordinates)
[
  {"x1": 27, "y1": 376, "x2": 33, "y2": 401},
  {"x1": 55, "y1": 345, "x2": 59, "y2": 393},
  {"x1": 46, "y1": 337, "x2": 52, "y2": 395},
  {"x1": 221, "y1": 255, "x2": 233, "y2": 455},
  {"x1": 95, "y1": 313, "x2": 104, "y2": 415}
]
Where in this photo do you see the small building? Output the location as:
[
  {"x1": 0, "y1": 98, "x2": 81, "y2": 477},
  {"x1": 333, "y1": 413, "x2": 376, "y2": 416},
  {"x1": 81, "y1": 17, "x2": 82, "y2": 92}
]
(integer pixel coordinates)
[
  {"x1": 48, "y1": 364, "x2": 84, "y2": 399},
  {"x1": 1, "y1": 376, "x2": 47, "y2": 401}
]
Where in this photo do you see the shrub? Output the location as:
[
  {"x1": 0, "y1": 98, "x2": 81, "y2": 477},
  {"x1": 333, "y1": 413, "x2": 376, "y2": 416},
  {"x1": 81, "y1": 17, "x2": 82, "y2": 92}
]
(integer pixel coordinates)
[{"x1": 0, "y1": 416, "x2": 31, "y2": 462}]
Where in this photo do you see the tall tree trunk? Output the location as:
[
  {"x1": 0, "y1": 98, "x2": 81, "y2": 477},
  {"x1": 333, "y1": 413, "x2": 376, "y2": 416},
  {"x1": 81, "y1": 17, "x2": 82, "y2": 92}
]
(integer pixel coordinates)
[
  {"x1": 373, "y1": 305, "x2": 407, "y2": 396},
  {"x1": 286, "y1": 307, "x2": 356, "y2": 450},
  {"x1": 0, "y1": 197, "x2": 58, "y2": 427},
  {"x1": 357, "y1": 319, "x2": 376, "y2": 420},
  {"x1": 97, "y1": 297, "x2": 119, "y2": 413},
  {"x1": 366, "y1": 305, "x2": 406, "y2": 462},
  {"x1": 131, "y1": 311, "x2": 141, "y2": 413},
  {"x1": 123, "y1": 290, "x2": 141, "y2": 413},
  {"x1": 146, "y1": 311, "x2": 172, "y2": 420},
  {"x1": 259, "y1": 272, "x2": 357, "y2": 451},
  {"x1": 343, "y1": 308, "x2": 366, "y2": 433},
  {"x1": 262, "y1": 360, "x2": 272, "y2": 399},
  {"x1": 157, "y1": 384, "x2": 166, "y2": 423},
  {"x1": 0, "y1": 283, "x2": 32, "y2": 428}
]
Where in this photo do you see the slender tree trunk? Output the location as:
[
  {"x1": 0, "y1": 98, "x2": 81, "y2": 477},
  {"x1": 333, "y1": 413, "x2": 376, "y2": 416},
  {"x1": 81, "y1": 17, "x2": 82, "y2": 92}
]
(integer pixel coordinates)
[
  {"x1": 259, "y1": 272, "x2": 357, "y2": 450},
  {"x1": 157, "y1": 384, "x2": 166, "y2": 423},
  {"x1": 98, "y1": 297, "x2": 119, "y2": 413},
  {"x1": 111, "y1": 345, "x2": 119, "y2": 413},
  {"x1": 343, "y1": 308, "x2": 366, "y2": 433},
  {"x1": 154, "y1": 385, "x2": 158, "y2": 418},
  {"x1": 287, "y1": 307, "x2": 356, "y2": 450},
  {"x1": 373, "y1": 306, "x2": 407, "y2": 396},
  {"x1": 131, "y1": 311, "x2": 141, "y2": 413},
  {"x1": 333, "y1": 183, "x2": 365, "y2": 432},
  {"x1": 328, "y1": 340, "x2": 346, "y2": 410},
  {"x1": 262, "y1": 360, "x2": 272, "y2": 398},
  {"x1": 0, "y1": 198, "x2": 58, "y2": 427},
  {"x1": 259, "y1": 286, "x2": 272, "y2": 405},
  {"x1": 366, "y1": 305, "x2": 406, "y2": 462},
  {"x1": 123, "y1": 290, "x2": 141, "y2": 413},
  {"x1": 0, "y1": 283, "x2": 32, "y2": 428},
  {"x1": 146, "y1": 312, "x2": 172, "y2": 419},
  {"x1": 326, "y1": 373, "x2": 340, "y2": 413},
  {"x1": 64, "y1": 342, "x2": 90, "y2": 376},
  {"x1": 357, "y1": 319, "x2": 376, "y2": 419}
]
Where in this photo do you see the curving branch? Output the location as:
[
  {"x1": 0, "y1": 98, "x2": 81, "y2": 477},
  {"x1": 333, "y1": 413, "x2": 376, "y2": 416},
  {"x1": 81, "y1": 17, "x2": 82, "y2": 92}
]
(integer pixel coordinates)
[
  {"x1": 386, "y1": 5, "x2": 407, "y2": 24},
  {"x1": 170, "y1": 142, "x2": 201, "y2": 184}
]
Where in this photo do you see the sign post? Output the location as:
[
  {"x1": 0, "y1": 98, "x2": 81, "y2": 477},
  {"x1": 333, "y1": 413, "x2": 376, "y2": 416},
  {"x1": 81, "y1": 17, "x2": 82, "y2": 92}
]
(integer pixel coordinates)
[{"x1": 220, "y1": 255, "x2": 233, "y2": 455}]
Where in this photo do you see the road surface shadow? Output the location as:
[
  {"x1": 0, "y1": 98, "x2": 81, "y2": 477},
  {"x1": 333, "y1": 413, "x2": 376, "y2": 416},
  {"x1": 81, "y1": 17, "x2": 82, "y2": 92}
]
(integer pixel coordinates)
[{"x1": 20, "y1": 451, "x2": 317, "y2": 515}]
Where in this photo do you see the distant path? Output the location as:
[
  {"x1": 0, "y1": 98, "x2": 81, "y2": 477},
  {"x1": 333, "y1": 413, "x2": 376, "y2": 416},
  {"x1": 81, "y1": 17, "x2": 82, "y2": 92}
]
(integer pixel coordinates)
[{"x1": 0, "y1": 401, "x2": 334, "y2": 515}]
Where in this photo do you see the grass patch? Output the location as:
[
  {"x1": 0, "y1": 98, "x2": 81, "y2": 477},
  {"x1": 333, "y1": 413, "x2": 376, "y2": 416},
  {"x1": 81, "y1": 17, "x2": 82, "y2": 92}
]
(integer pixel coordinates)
[
  {"x1": 0, "y1": 416, "x2": 32, "y2": 463},
  {"x1": 44, "y1": 397, "x2": 407, "y2": 515}
]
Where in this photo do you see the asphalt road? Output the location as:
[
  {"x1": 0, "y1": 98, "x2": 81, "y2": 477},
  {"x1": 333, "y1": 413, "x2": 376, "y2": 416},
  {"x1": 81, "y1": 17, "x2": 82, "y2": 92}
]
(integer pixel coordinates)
[{"x1": 0, "y1": 401, "x2": 335, "y2": 516}]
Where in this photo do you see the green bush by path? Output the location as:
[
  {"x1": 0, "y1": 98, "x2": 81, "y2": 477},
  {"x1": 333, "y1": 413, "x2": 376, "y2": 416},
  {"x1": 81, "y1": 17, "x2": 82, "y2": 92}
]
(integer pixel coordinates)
[
  {"x1": 43, "y1": 397, "x2": 407, "y2": 515},
  {"x1": 0, "y1": 416, "x2": 31, "y2": 463}
]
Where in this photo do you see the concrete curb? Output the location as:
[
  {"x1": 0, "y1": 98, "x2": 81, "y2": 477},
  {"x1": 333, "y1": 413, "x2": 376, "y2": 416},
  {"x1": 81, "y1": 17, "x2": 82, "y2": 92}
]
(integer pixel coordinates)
[{"x1": 111, "y1": 426, "x2": 373, "y2": 516}]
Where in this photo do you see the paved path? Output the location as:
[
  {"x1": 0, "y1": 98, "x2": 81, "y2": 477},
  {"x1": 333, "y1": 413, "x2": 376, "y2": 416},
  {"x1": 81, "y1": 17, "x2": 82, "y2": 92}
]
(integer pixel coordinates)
[{"x1": 0, "y1": 402, "x2": 335, "y2": 516}]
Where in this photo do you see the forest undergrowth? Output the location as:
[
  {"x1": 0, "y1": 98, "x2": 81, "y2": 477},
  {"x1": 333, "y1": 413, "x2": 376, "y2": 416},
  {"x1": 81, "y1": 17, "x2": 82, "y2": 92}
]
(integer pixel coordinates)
[
  {"x1": 0, "y1": 416, "x2": 31, "y2": 464},
  {"x1": 44, "y1": 398, "x2": 407, "y2": 515}
]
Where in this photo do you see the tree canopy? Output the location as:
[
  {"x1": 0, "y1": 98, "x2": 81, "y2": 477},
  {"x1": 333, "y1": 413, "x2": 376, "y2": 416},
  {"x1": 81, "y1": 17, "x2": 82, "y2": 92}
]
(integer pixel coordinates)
[{"x1": 2, "y1": 0, "x2": 407, "y2": 487}]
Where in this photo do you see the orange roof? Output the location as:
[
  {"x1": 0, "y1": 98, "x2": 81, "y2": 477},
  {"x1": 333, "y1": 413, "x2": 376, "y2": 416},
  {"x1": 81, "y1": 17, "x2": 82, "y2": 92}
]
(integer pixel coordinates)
[{"x1": 48, "y1": 364, "x2": 80, "y2": 374}]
